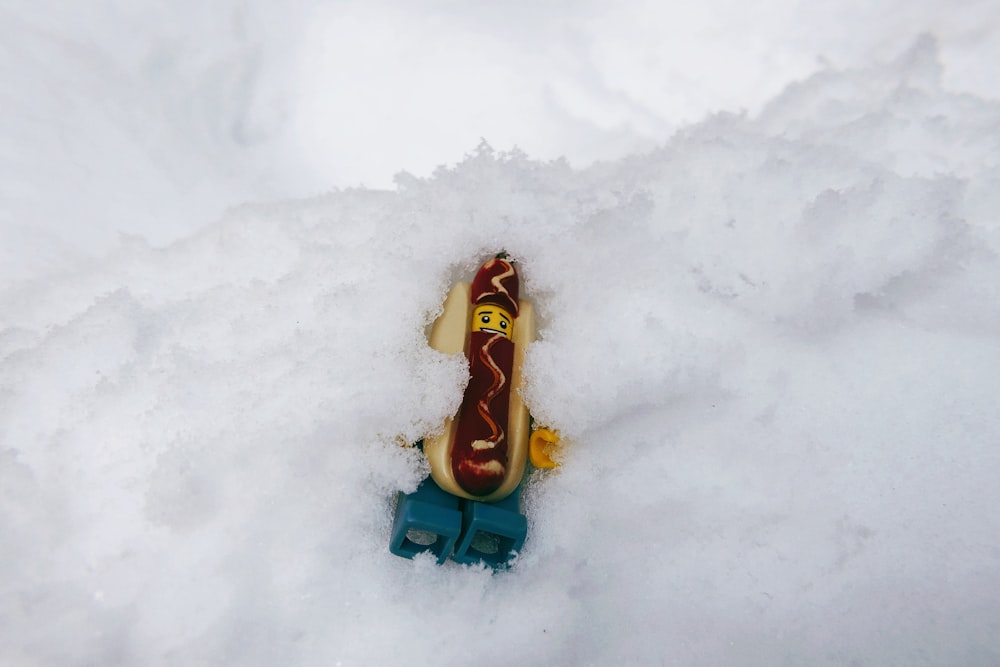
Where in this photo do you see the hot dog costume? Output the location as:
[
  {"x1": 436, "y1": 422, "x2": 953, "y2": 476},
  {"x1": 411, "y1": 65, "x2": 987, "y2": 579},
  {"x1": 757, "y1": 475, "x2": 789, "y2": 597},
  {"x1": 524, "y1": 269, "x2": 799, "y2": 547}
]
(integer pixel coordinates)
[{"x1": 389, "y1": 256, "x2": 559, "y2": 567}]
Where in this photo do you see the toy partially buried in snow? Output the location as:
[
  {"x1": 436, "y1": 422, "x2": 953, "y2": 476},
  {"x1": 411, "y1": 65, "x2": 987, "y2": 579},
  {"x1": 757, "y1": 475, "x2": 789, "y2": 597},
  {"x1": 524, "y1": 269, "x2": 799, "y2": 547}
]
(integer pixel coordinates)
[{"x1": 390, "y1": 255, "x2": 560, "y2": 568}]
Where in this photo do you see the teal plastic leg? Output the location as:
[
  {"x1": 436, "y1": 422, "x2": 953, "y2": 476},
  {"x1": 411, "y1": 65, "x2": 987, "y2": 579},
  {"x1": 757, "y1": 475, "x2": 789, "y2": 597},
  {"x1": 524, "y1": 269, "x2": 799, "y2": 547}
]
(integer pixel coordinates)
[
  {"x1": 451, "y1": 488, "x2": 527, "y2": 568},
  {"x1": 389, "y1": 479, "x2": 462, "y2": 564}
]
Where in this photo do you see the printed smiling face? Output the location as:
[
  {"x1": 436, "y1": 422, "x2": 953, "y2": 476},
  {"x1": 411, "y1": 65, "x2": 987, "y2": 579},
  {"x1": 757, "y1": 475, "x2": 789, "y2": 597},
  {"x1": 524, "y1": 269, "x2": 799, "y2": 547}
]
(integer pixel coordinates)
[{"x1": 471, "y1": 304, "x2": 513, "y2": 338}]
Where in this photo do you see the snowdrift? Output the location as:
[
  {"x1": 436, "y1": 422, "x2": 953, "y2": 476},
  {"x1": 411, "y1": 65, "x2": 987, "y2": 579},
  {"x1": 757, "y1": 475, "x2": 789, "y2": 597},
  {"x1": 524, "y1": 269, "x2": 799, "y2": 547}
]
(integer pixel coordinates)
[{"x1": 2, "y1": 39, "x2": 999, "y2": 666}]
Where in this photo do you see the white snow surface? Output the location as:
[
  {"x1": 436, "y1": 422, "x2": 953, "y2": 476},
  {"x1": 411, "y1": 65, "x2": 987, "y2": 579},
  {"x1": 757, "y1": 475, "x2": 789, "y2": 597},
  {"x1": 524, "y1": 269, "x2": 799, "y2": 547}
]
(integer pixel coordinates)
[{"x1": 3, "y1": 3, "x2": 1000, "y2": 666}]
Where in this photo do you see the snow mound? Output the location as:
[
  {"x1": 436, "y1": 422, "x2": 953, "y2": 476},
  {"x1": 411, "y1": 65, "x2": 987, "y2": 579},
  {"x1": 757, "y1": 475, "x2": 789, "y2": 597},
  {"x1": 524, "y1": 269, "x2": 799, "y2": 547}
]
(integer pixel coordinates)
[{"x1": 2, "y1": 39, "x2": 999, "y2": 666}]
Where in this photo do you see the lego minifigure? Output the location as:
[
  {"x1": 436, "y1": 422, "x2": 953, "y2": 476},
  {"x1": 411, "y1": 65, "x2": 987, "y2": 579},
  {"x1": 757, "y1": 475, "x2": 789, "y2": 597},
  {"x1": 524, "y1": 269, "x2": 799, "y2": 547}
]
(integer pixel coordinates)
[{"x1": 389, "y1": 255, "x2": 560, "y2": 568}]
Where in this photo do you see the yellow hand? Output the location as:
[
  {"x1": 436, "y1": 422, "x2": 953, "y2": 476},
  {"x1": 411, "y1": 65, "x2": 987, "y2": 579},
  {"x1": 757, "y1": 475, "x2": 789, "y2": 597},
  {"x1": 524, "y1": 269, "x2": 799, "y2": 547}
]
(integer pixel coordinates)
[{"x1": 529, "y1": 428, "x2": 562, "y2": 469}]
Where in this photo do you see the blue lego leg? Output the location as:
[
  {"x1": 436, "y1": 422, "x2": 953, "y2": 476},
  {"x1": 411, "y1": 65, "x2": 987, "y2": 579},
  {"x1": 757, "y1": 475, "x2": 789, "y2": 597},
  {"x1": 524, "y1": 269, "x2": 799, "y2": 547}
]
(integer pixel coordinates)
[
  {"x1": 451, "y1": 485, "x2": 527, "y2": 568},
  {"x1": 389, "y1": 478, "x2": 462, "y2": 564}
]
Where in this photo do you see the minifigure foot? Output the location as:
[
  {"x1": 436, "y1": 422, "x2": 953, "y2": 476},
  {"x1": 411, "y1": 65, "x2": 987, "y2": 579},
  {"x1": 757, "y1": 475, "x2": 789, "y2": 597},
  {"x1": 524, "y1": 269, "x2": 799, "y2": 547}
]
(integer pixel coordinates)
[
  {"x1": 451, "y1": 500, "x2": 527, "y2": 568},
  {"x1": 389, "y1": 481, "x2": 462, "y2": 564}
]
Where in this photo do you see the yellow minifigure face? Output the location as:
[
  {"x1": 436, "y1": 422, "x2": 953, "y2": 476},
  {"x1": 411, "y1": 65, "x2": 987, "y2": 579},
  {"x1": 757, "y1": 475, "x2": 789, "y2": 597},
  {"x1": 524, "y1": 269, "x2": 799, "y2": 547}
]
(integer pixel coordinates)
[{"x1": 472, "y1": 304, "x2": 513, "y2": 338}]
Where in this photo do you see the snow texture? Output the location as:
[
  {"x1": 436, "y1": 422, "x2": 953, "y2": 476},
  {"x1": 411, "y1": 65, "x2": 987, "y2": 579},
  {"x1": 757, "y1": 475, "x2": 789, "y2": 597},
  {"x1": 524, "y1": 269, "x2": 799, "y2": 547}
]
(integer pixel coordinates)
[{"x1": 2, "y1": 3, "x2": 1000, "y2": 666}]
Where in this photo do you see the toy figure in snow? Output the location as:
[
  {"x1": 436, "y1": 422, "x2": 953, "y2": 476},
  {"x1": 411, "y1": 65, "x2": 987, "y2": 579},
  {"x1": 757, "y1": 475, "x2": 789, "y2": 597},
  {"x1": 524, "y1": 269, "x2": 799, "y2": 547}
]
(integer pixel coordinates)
[{"x1": 389, "y1": 255, "x2": 561, "y2": 567}]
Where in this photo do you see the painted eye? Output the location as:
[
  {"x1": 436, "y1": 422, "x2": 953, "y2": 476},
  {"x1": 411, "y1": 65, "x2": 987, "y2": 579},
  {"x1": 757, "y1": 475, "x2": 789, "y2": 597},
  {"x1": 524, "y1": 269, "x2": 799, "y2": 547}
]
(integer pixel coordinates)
[
  {"x1": 480, "y1": 315, "x2": 490, "y2": 324},
  {"x1": 500, "y1": 320, "x2": 508, "y2": 329}
]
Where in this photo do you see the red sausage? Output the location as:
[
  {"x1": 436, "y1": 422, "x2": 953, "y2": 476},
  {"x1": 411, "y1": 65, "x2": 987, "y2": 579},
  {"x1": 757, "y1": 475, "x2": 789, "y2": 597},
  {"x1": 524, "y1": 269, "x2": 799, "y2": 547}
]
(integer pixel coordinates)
[{"x1": 450, "y1": 258, "x2": 520, "y2": 496}]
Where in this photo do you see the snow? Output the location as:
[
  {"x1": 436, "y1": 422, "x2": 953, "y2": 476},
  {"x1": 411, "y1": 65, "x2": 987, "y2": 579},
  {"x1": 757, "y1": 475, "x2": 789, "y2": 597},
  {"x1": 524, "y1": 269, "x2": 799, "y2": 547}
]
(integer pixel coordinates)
[{"x1": 2, "y1": 2, "x2": 1000, "y2": 665}]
